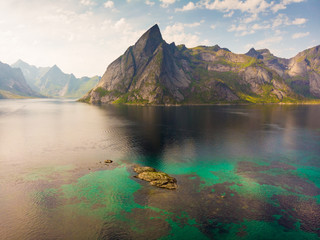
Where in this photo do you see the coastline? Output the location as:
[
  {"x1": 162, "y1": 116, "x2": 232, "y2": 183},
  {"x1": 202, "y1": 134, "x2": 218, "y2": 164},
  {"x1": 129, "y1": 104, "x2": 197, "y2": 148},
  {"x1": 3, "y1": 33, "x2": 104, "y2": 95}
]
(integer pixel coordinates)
[{"x1": 77, "y1": 100, "x2": 320, "y2": 107}]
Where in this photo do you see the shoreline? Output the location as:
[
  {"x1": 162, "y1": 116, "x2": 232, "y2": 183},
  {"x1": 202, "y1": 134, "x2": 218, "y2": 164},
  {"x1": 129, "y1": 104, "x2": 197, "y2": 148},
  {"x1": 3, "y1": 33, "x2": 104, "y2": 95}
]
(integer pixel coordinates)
[{"x1": 79, "y1": 101, "x2": 320, "y2": 107}]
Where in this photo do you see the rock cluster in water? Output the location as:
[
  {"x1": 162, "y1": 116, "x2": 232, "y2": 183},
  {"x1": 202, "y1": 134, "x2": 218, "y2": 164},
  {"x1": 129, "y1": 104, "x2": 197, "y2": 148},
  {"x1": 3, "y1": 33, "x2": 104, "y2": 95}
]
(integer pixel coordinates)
[{"x1": 133, "y1": 166, "x2": 177, "y2": 190}]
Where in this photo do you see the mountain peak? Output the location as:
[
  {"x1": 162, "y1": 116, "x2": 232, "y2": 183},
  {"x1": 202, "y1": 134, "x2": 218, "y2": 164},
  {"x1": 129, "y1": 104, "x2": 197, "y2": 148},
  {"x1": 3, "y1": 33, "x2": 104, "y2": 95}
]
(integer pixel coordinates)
[
  {"x1": 48, "y1": 64, "x2": 63, "y2": 75},
  {"x1": 12, "y1": 59, "x2": 29, "y2": 67},
  {"x1": 145, "y1": 24, "x2": 162, "y2": 39},
  {"x1": 134, "y1": 24, "x2": 163, "y2": 55},
  {"x1": 16, "y1": 59, "x2": 26, "y2": 64},
  {"x1": 51, "y1": 64, "x2": 61, "y2": 71},
  {"x1": 246, "y1": 48, "x2": 258, "y2": 55},
  {"x1": 246, "y1": 48, "x2": 263, "y2": 59}
]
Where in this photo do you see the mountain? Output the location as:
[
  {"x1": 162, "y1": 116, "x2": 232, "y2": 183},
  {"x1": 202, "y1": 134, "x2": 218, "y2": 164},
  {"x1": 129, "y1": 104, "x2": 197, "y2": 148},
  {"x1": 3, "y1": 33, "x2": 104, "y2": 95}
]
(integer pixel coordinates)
[
  {"x1": 245, "y1": 48, "x2": 289, "y2": 78},
  {"x1": 246, "y1": 46, "x2": 320, "y2": 98},
  {"x1": 11, "y1": 59, "x2": 50, "y2": 91},
  {"x1": 286, "y1": 46, "x2": 320, "y2": 98},
  {"x1": 0, "y1": 61, "x2": 42, "y2": 99},
  {"x1": 81, "y1": 24, "x2": 319, "y2": 104},
  {"x1": 12, "y1": 60, "x2": 100, "y2": 98}
]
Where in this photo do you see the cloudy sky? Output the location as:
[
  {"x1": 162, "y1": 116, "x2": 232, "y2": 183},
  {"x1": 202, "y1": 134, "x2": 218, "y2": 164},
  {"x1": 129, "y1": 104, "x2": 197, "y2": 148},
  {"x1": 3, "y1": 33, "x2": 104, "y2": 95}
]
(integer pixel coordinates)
[{"x1": 0, "y1": 0, "x2": 319, "y2": 77}]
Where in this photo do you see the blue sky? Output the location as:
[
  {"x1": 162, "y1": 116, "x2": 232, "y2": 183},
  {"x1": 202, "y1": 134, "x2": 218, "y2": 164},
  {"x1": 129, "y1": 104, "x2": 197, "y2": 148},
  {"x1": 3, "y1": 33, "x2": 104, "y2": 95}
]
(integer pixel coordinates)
[{"x1": 0, "y1": 0, "x2": 319, "y2": 77}]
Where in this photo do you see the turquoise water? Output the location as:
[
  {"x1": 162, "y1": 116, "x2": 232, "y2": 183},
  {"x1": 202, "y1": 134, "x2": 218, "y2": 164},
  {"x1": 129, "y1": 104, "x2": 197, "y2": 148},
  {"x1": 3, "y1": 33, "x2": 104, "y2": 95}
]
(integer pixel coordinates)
[{"x1": 0, "y1": 99, "x2": 320, "y2": 239}]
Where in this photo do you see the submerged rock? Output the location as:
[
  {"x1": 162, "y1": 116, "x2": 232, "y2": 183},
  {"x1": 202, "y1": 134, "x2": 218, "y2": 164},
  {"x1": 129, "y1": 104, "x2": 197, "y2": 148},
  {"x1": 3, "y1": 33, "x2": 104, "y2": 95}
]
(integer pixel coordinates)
[{"x1": 133, "y1": 166, "x2": 177, "y2": 190}]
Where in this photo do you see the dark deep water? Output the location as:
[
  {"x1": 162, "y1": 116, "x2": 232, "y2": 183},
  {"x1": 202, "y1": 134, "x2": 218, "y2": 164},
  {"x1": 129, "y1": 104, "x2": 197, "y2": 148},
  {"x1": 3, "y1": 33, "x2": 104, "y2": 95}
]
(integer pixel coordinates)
[{"x1": 0, "y1": 99, "x2": 320, "y2": 239}]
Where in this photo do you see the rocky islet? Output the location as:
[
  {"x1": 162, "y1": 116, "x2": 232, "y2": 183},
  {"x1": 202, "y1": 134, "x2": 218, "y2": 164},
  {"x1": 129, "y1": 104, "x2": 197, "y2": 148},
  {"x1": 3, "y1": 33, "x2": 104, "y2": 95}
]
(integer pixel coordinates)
[{"x1": 133, "y1": 166, "x2": 178, "y2": 190}]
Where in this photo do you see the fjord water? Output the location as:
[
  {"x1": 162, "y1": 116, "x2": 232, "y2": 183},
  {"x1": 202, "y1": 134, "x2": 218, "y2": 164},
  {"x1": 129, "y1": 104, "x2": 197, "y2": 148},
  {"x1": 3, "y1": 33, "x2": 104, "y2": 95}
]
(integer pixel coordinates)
[{"x1": 1, "y1": 99, "x2": 320, "y2": 240}]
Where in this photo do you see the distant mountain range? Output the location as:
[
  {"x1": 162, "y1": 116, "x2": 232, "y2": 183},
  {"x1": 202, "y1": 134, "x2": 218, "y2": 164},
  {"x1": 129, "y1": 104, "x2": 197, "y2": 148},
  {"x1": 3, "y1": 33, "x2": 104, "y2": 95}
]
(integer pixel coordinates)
[
  {"x1": 81, "y1": 24, "x2": 320, "y2": 104},
  {"x1": 0, "y1": 61, "x2": 42, "y2": 99},
  {"x1": 11, "y1": 60, "x2": 100, "y2": 98}
]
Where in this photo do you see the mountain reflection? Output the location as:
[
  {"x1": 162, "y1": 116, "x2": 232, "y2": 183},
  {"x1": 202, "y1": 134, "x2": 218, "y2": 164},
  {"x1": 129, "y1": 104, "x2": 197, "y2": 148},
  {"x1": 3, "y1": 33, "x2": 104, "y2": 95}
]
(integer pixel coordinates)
[{"x1": 99, "y1": 104, "x2": 320, "y2": 167}]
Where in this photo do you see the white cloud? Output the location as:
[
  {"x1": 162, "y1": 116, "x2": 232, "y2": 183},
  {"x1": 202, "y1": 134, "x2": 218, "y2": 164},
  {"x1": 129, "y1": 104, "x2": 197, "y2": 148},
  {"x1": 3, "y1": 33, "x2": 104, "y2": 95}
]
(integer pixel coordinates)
[
  {"x1": 251, "y1": 36, "x2": 283, "y2": 49},
  {"x1": 202, "y1": 0, "x2": 272, "y2": 14},
  {"x1": 163, "y1": 23, "x2": 209, "y2": 47},
  {"x1": 252, "y1": 23, "x2": 270, "y2": 30},
  {"x1": 145, "y1": 0, "x2": 155, "y2": 6},
  {"x1": 175, "y1": 2, "x2": 196, "y2": 12},
  {"x1": 242, "y1": 13, "x2": 258, "y2": 24},
  {"x1": 228, "y1": 24, "x2": 246, "y2": 32},
  {"x1": 271, "y1": 14, "x2": 308, "y2": 28},
  {"x1": 292, "y1": 32, "x2": 310, "y2": 39},
  {"x1": 160, "y1": 0, "x2": 175, "y2": 8},
  {"x1": 80, "y1": 0, "x2": 95, "y2": 6},
  {"x1": 227, "y1": 13, "x2": 307, "y2": 38},
  {"x1": 174, "y1": 0, "x2": 275, "y2": 14},
  {"x1": 210, "y1": 24, "x2": 216, "y2": 30},
  {"x1": 223, "y1": 11, "x2": 234, "y2": 17},
  {"x1": 271, "y1": 3, "x2": 286, "y2": 12},
  {"x1": 238, "y1": 30, "x2": 255, "y2": 36},
  {"x1": 272, "y1": 0, "x2": 305, "y2": 12},
  {"x1": 272, "y1": 14, "x2": 290, "y2": 28},
  {"x1": 228, "y1": 24, "x2": 255, "y2": 36},
  {"x1": 175, "y1": 0, "x2": 306, "y2": 22},
  {"x1": 114, "y1": 18, "x2": 127, "y2": 31},
  {"x1": 184, "y1": 20, "x2": 204, "y2": 27},
  {"x1": 104, "y1": 1, "x2": 114, "y2": 8},
  {"x1": 292, "y1": 18, "x2": 307, "y2": 25}
]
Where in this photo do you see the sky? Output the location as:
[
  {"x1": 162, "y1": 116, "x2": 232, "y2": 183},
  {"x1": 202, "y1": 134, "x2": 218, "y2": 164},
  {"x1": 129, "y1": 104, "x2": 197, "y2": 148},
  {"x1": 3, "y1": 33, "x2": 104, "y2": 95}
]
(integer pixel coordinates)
[{"x1": 0, "y1": 0, "x2": 319, "y2": 77}]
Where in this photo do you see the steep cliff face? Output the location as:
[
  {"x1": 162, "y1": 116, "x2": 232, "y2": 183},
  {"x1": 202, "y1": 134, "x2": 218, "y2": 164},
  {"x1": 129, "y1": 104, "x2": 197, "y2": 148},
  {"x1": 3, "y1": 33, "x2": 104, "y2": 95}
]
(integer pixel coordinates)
[
  {"x1": 286, "y1": 45, "x2": 320, "y2": 97},
  {"x1": 86, "y1": 25, "x2": 190, "y2": 104},
  {"x1": 0, "y1": 61, "x2": 41, "y2": 98},
  {"x1": 81, "y1": 24, "x2": 318, "y2": 104}
]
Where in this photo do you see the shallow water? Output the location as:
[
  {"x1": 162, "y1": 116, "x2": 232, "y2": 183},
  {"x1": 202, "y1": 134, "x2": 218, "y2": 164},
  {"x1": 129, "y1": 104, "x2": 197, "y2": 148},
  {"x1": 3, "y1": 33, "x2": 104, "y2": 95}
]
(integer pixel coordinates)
[{"x1": 0, "y1": 99, "x2": 320, "y2": 239}]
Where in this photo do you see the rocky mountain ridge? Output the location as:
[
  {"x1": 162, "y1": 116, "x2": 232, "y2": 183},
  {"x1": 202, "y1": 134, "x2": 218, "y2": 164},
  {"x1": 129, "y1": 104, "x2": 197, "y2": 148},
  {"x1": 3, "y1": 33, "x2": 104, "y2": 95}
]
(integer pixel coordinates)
[
  {"x1": 245, "y1": 46, "x2": 320, "y2": 98},
  {"x1": 12, "y1": 60, "x2": 100, "y2": 98},
  {"x1": 81, "y1": 25, "x2": 320, "y2": 104},
  {"x1": 81, "y1": 24, "x2": 319, "y2": 104}
]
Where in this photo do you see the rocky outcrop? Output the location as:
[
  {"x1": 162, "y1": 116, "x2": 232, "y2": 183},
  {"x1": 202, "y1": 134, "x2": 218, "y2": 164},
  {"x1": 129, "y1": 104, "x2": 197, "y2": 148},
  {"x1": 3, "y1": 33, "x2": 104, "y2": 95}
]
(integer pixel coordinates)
[
  {"x1": 133, "y1": 166, "x2": 177, "y2": 190},
  {"x1": 81, "y1": 24, "x2": 320, "y2": 104}
]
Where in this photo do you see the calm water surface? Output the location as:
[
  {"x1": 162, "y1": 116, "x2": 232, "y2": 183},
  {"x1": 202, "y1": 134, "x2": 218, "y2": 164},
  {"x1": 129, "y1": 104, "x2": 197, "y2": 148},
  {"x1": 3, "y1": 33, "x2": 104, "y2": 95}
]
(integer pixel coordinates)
[{"x1": 0, "y1": 99, "x2": 320, "y2": 239}]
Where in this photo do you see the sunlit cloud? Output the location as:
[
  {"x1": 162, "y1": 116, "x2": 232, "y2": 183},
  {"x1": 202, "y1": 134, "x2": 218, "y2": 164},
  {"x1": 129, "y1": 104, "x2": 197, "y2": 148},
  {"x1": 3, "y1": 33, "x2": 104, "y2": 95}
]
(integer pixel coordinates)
[
  {"x1": 163, "y1": 22, "x2": 210, "y2": 47},
  {"x1": 145, "y1": 0, "x2": 155, "y2": 6},
  {"x1": 104, "y1": 1, "x2": 114, "y2": 8},
  {"x1": 160, "y1": 0, "x2": 175, "y2": 8},
  {"x1": 175, "y1": 2, "x2": 196, "y2": 12},
  {"x1": 292, "y1": 32, "x2": 309, "y2": 39}
]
